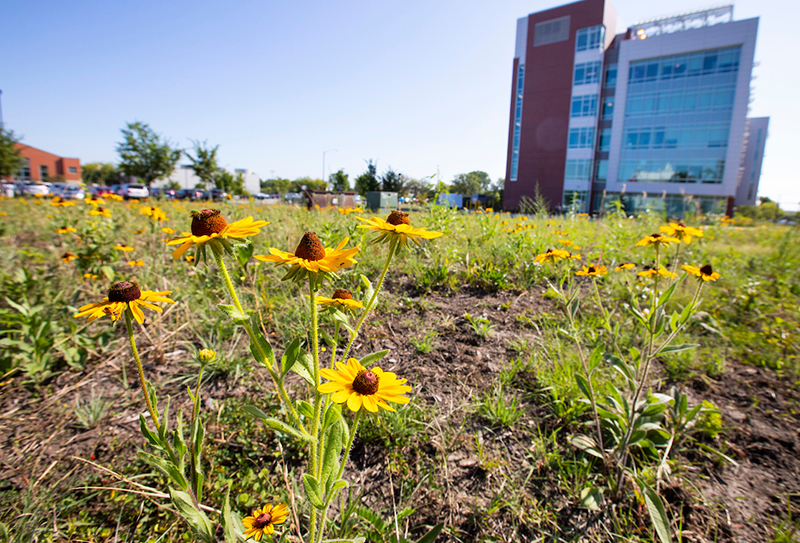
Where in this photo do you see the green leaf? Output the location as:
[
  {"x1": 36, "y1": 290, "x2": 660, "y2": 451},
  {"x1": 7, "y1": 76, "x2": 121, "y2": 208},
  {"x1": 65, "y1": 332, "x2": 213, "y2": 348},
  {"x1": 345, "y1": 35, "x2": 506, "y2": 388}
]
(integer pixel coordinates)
[
  {"x1": 280, "y1": 338, "x2": 302, "y2": 377},
  {"x1": 291, "y1": 352, "x2": 315, "y2": 385},
  {"x1": 139, "y1": 452, "x2": 188, "y2": 491},
  {"x1": 297, "y1": 400, "x2": 314, "y2": 419},
  {"x1": 249, "y1": 328, "x2": 276, "y2": 369},
  {"x1": 321, "y1": 422, "x2": 344, "y2": 491},
  {"x1": 569, "y1": 434, "x2": 603, "y2": 458},
  {"x1": 323, "y1": 402, "x2": 342, "y2": 430},
  {"x1": 242, "y1": 407, "x2": 316, "y2": 442},
  {"x1": 170, "y1": 488, "x2": 216, "y2": 543},
  {"x1": 222, "y1": 487, "x2": 244, "y2": 543},
  {"x1": 217, "y1": 303, "x2": 249, "y2": 325},
  {"x1": 575, "y1": 373, "x2": 593, "y2": 403},
  {"x1": 416, "y1": 523, "x2": 444, "y2": 543},
  {"x1": 659, "y1": 343, "x2": 699, "y2": 355},
  {"x1": 636, "y1": 479, "x2": 672, "y2": 543},
  {"x1": 139, "y1": 414, "x2": 160, "y2": 448},
  {"x1": 359, "y1": 350, "x2": 389, "y2": 367},
  {"x1": 669, "y1": 311, "x2": 680, "y2": 333},
  {"x1": 657, "y1": 281, "x2": 678, "y2": 307},
  {"x1": 580, "y1": 486, "x2": 603, "y2": 511},
  {"x1": 303, "y1": 473, "x2": 325, "y2": 509}
]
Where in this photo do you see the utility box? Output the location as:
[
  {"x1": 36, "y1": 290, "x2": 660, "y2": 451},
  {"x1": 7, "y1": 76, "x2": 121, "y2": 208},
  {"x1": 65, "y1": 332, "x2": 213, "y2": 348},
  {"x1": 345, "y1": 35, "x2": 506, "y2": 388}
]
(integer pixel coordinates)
[
  {"x1": 437, "y1": 193, "x2": 463, "y2": 209},
  {"x1": 366, "y1": 191, "x2": 398, "y2": 211}
]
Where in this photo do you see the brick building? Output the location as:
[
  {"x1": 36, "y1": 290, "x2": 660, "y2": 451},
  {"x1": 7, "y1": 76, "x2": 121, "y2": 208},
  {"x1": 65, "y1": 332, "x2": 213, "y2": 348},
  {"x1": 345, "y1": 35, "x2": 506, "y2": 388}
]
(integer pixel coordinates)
[{"x1": 7, "y1": 143, "x2": 82, "y2": 183}]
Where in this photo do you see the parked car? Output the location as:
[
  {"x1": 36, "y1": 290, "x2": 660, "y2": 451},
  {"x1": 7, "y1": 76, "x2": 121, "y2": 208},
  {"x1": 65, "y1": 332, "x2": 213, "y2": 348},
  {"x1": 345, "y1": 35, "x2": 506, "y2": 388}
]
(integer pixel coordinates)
[
  {"x1": 90, "y1": 185, "x2": 115, "y2": 197},
  {"x1": 117, "y1": 183, "x2": 149, "y2": 200},
  {"x1": 175, "y1": 188, "x2": 209, "y2": 201},
  {"x1": 48, "y1": 182, "x2": 68, "y2": 197},
  {"x1": 22, "y1": 182, "x2": 49, "y2": 196},
  {"x1": 210, "y1": 189, "x2": 228, "y2": 201},
  {"x1": 61, "y1": 185, "x2": 86, "y2": 200}
]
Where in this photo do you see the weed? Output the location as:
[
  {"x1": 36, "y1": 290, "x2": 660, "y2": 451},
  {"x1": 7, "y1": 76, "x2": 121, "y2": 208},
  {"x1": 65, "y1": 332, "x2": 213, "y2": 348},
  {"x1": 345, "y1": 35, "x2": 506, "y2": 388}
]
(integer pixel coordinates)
[
  {"x1": 409, "y1": 329, "x2": 438, "y2": 354},
  {"x1": 464, "y1": 312, "x2": 493, "y2": 339},
  {"x1": 479, "y1": 384, "x2": 522, "y2": 427},
  {"x1": 73, "y1": 389, "x2": 114, "y2": 429}
]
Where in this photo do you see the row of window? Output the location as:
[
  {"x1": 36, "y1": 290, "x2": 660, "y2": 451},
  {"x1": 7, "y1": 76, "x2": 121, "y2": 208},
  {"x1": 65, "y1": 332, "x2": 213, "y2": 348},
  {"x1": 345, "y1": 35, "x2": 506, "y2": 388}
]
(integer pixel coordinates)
[
  {"x1": 618, "y1": 159, "x2": 725, "y2": 184},
  {"x1": 605, "y1": 65, "x2": 617, "y2": 88},
  {"x1": 565, "y1": 159, "x2": 593, "y2": 180},
  {"x1": 623, "y1": 123, "x2": 730, "y2": 150},
  {"x1": 510, "y1": 64, "x2": 525, "y2": 181},
  {"x1": 594, "y1": 193, "x2": 728, "y2": 216},
  {"x1": 625, "y1": 86, "x2": 737, "y2": 116},
  {"x1": 576, "y1": 26, "x2": 604, "y2": 52},
  {"x1": 574, "y1": 61, "x2": 601, "y2": 86},
  {"x1": 16, "y1": 162, "x2": 76, "y2": 179},
  {"x1": 568, "y1": 127, "x2": 595, "y2": 149},
  {"x1": 628, "y1": 47, "x2": 741, "y2": 84},
  {"x1": 571, "y1": 94, "x2": 598, "y2": 117}
]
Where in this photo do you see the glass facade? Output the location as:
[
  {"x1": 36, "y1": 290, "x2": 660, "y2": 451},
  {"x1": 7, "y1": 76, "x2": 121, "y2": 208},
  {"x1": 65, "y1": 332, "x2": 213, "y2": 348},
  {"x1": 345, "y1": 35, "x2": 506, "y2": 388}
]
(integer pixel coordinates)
[
  {"x1": 568, "y1": 127, "x2": 595, "y2": 149},
  {"x1": 594, "y1": 192, "x2": 728, "y2": 216},
  {"x1": 565, "y1": 159, "x2": 593, "y2": 180},
  {"x1": 617, "y1": 46, "x2": 741, "y2": 184},
  {"x1": 571, "y1": 94, "x2": 598, "y2": 117},
  {"x1": 563, "y1": 191, "x2": 590, "y2": 213},
  {"x1": 510, "y1": 64, "x2": 525, "y2": 181},
  {"x1": 576, "y1": 26, "x2": 604, "y2": 52},
  {"x1": 574, "y1": 61, "x2": 601, "y2": 85}
]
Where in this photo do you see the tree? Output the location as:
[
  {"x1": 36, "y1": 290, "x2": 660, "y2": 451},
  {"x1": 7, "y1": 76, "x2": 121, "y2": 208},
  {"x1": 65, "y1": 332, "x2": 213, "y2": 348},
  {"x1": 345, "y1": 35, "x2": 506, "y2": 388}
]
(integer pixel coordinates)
[
  {"x1": 292, "y1": 177, "x2": 326, "y2": 192},
  {"x1": 215, "y1": 170, "x2": 247, "y2": 195},
  {"x1": 381, "y1": 167, "x2": 404, "y2": 193},
  {"x1": 187, "y1": 140, "x2": 219, "y2": 189},
  {"x1": 354, "y1": 160, "x2": 380, "y2": 197},
  {"x1": 261, "y1": 177, "x2": 292, "y2": 197},
  {"x1": 116, "y1": 122, "x2": 182, "y2": 188},
  {"x1": 0, "y1": 129, "x2": 23, "y2": 179},
  {"x1": 404, "y1": 176, "x2": 434, "y2": 201},
  {"x1": 82, "y1": 162, "x2": 121, "y2": 186},
  {"x1": 329, "y1": 169, "x2": 349, "y2": 191},
  {"x1": 450, "y1": 170, "x2": 491, "y2": 195}
]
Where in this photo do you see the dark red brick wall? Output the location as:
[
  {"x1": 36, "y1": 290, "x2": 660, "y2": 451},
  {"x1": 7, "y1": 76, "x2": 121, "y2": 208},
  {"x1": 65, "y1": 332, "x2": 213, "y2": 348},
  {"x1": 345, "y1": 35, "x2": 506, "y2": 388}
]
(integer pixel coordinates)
[
  {"x1": 6, "y1": 144, "x2": 82, "y2": 182},
  {"x1": 504, "y1": 0, "x2": 608, "y2": 211}
]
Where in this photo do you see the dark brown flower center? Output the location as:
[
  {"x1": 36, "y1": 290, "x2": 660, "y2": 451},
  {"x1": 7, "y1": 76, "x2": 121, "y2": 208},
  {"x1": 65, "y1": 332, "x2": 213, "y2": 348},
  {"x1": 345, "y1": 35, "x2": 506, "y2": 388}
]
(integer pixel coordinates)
[
  {"x1": 588, "y1": 266, "x2": 596, "y2": 274},
  {"x1": 191, "y1": 209, "x2": 227, "y2": 236},
  {"x1": 108, "y1": 281, "x2": 141, "y2": 303},
  {"x1": 700, "y1": 264, "x2": 713, "y2": 276},
  {"x1": 97, "y1": 207, "x2": 106, "y2": 213},
  {"x1": 332, "y1": 289, "x2": 353, "y2": 300},
  {"x1": 651, "y1": 233, "x2": 662, "y2": 239},
  {"x1": 352, "y1": 370, "x2": 379, "y2": 395},
  {"x1": 252, "y1": 512, "x2": 273, "y2": 529},
  {"x1": 386, "y1": 210, "x2": 410, "y2": 226},
  {"x1": 294, "y1": 232, "x2": 325, "y2": 261}
]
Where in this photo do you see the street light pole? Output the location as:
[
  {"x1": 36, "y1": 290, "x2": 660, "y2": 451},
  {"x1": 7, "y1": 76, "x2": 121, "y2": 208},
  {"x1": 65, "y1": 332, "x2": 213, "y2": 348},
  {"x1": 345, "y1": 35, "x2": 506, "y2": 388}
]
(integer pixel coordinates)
[{"x1": 322, "y1": 149, "x2": 337, "y2": 188}]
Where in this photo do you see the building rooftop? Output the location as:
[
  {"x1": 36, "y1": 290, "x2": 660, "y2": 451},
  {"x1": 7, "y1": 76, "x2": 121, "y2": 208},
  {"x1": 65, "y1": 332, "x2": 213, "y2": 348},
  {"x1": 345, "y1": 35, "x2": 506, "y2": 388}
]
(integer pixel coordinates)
[{"x1": 629, "y1": 4, "x2": 733, "y2": 41}]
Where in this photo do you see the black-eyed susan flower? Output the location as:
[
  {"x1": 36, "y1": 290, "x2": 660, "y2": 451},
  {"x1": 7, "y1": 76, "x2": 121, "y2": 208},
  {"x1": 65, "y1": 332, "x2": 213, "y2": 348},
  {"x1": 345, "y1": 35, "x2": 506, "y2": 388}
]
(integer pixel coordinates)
[
  {"x1": 90, "y1": 206, "x2": 112, "y2": 218},
  {"x1": 139, "y1": 206, "x2": 157, "y2": 217},
  {"x1": 0, "y1": 212, "x2": 7, "y2": 216},
  {"x1": 198, "y1": 349, "x2": 216, "y2": 363},
  {"x1": 85, "y1": 197, "x2": 104, "y2": 207},
  {"x1": 661, "y1": 222, "x2": 703, "y2": 244},
  {"x1": 74, "y1": 281, "x2": 174, "y2": 324},
  {"x1": 108, "y1": 193, "x2": 123, "y2": 201},
  {"x1": 315, "y1": 289, "x2": 363, "y2": 312},
  {"x1": 319, "y1": 358, "x2": 411, "y2": 413},
  {"x1": 166, "y1": 209, "x2": 268, "y2": 260},
  {"x1": 61, "y1": 252, "x2": 78, "y2": 263},
  {"x1": 682, "y1": 264, "x2": 720, "y2": 282},
  {"x1": 161, "y1": 227, "x2": 174, "y2": 235},
  {"x1": 533, "y1": 248, "x2": 571, "y2": 264},
  {"x1": 255, "y1": 231, "x2": 358, "y2": 282},
  {"x1": 127, "y1": 259, "x2": 144, "y2": 266},
  {"x1": 242, "y1": 503, "x2": 289, "y2": 541},
  {"x1": 50, "y1": 197, "x2": 75, "y2": 207},
  {"x1": 614, "y1": 263, "x2": 636, "y2": 271},
  {"x1": 83, "y1": 273, "x2": 100, "y2": 280},
  {"x1": 637, "y1": 267, "x2": 677, "y2": 279},
  {"x1": 55, "y1": 226, "x2": 77, "y2": 234},
  {"x1": 338, "y1": 206, "x2": 363, "y2": 215},
  {"x1": 635, "y1": 232, "x2": 679, "y2": 248},
  {"x1": 115, "y1": 244, "x2": 134, "y2": 252},
  {"x1": 356, "y1": 211, "x2": 443, "y2": 248},
  {"x1": 133, "y1": 228, "x2": 146, "y2": 234},
  {"x1": 576, "y1": 264, "x2": 607, "y2": 277}
]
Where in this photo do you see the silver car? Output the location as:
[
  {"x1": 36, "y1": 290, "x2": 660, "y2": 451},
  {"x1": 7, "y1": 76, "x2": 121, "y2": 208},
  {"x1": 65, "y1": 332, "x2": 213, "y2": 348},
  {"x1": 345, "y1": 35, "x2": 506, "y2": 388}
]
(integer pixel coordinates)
[
  {"x1": 23, "y1": 182, "x2": 50, "y2": 196},
  {"x1": 118, "y1": 183, "x2": 149, "y2": 200}
]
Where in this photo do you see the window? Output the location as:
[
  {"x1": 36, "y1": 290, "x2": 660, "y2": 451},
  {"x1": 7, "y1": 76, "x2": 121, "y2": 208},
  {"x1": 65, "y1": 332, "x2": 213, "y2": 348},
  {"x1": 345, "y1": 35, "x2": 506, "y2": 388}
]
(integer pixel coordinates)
[
  {"x1": 534, "y1": 16, "x2": 570, "y2": 47},
  {"x1": 68, "y1": 166, "x2": 77, "y2": 174},
  {"x1": 568, "y1": 127, "x2": 595, "y2": 149},
  {"x1": 17, "y1": 158, "x2": 30, "y2": 181},
  {"x1": 574, "y1": 61, "x2": 601, "y2": 85},
  {"x1": 510, "y1": 64, "x2": 525, "y2": 181},
  {"x1": 599, "y1": 129, "x2": 611, "y2": 152},
  {"x1": 39, "y1": 165, "x2": 49, "y2": 180},
  {"x1": 602, "y1": 96, "x2": 615, "y2": 119},
  {"x1": 595, "y1": 160, "x2": 608, "y2": 182},
  {"x1": 570, "y1": 94, "x2": 598, "y2": 117},
  {"x1": 605, "y1": 65, "x2": 617, "y2": 88},
  {"x1": 565, "y1": 159, "x2": 593, "y2": 180},
  {"x1": 576, "y1": 26, "x2": 604, "y2": 52}
]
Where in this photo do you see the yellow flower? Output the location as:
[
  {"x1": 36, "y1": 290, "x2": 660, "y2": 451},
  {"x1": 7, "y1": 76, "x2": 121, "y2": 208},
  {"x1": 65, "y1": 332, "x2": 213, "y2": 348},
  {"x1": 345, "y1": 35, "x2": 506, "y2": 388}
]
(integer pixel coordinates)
[
  {"x1": 139, "y1": 206, "x2": 157, "y2": 217},
  {"x1": 50, "y1": 197, "x2": 75, "y2": 207},
  {"x1": 74, "y1": 281, "x2": 174, "y2": 324},
  {"x1": 338, "y1": 206, "x2": 363, "y2": 215},
  {"x1": 61, "y1": 252, "x2": 78, "y2": 263},
  {"x1": 108, "y1": 193, "x2": 123, "y2": 201},
  {"x1": 533, "y1": 248, "x2": 571, "y2": 264},
  {"x1": 185, "y1": 255, "x2": 196, "y2": 264},
  {"x1": 0, "y1": 212, "x2": 7, "y2": 216},
  {"x1": 115, "y1": 244, "x2": 134, "y2": 252},
  {"x1": 133, "y1": 228, "x2": 146, "y2": 234},
  {"x1": 166, "y1": 209, "x2": 269, "y2": 260},
  {"x1": 161, "y1": 227, "x2": 174, "y2": 235},
  {"x1": 558, "y1": 239, "x2": 575, "y2": 246},
  {"x1": 255, "y1": 231, "x2": 358, "y2": 281},
  {"x1": 83, "y1": 273, "x2": 100, "y2": 280},
  {"x1": 356, "y1": 211, "x2": 443, "y2": 248},
  {"x1": 242, "y1": 503, "x2": 289, "y2": 541},
  {"x1": 198, "y1": 349, "x2": 216, "y2": 362},
  {"x1": 127, "y1": 259, "x2": 144, "y2": 266},
  {"x1": 55, "y1": 226, "x2": 77, "y2": 234},
  {"x1": 90, "y1": 206, "x2": 112, "y2": 218},
  {"x1": 682, "y1": 264, "x2": 721, "y2": 282},
  {"x1": 319, "y1": 358, "x2": 411, "y2": 413},
  {"x1": 575, "y1": 265, "x2": 607, "y2": 277},
  {"x1": 315, "y1": 289, "x2": 363, "y2": 311},
  {"x1": 660, "y1": 222, "x2": 703, "y2": 244},
  {"x1": 635, "y1": 233, "x2": 680, "y2": 247},
  {"x1": 614, "y1": 263, "x2": 636, "y2": 271},
  {"x1": 85, "y1": 197, "x2": 104, "y2": 207},
  {"x1": 637, "y1": 267, "x2": 677, "y2": 279}
]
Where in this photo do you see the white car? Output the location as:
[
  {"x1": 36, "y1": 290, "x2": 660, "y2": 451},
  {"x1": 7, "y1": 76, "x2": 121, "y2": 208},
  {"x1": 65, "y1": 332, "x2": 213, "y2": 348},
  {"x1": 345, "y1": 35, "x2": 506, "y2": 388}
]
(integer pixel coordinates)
[
  {"x1": 23, "y1": 182, "x2": 49, "y2": 196},
  {"x1": 118, "y1": 183, "x2": 149, "y2": 199},
  {"x1": 62, "y1": 185, "x2": 86, "y2": 200}
]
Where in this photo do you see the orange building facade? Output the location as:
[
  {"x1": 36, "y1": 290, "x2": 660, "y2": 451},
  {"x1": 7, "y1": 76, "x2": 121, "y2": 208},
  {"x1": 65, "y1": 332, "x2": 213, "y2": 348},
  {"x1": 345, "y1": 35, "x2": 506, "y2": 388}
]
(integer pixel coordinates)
[{"x1": 7, "y1": 143, "x2": 82, "y2": 183}]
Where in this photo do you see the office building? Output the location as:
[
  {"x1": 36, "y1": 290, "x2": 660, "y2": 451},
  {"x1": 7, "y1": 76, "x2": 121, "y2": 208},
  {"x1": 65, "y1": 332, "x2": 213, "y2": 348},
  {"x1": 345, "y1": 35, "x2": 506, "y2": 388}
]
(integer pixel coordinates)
[
  {"x1": 5, "y1": 143, "x2": 82, "y2": 184},
  {"x1": 735, "y1": 116, "x2": 768, "y2": 207},
  {"x1": 504, "y1": 0, "x2": 761, "y2": 216}
]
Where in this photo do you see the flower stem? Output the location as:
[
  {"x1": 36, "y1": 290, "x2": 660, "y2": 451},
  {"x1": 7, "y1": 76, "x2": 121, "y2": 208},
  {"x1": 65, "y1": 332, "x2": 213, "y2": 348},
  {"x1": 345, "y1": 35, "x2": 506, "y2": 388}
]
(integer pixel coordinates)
[
  {"x1": 337, "y1": 238, "x2": 397, "y2": 365},
  {"x1": 124, "y1": 308, "x2": 161, "y2": 430}
]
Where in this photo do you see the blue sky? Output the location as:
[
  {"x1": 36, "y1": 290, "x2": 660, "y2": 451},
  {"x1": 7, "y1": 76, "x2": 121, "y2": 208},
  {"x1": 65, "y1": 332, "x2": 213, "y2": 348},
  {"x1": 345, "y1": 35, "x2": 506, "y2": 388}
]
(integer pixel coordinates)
[{"x1": 1, "y1": 0, "x2": 796, "y2": 209}]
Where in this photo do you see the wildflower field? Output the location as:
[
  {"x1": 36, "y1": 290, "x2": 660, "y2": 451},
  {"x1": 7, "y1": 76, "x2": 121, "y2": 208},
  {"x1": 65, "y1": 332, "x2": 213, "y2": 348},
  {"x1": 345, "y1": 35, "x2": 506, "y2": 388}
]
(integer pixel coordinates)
[{"x1": 0, "y1": 195, "x2": 799, "y2": 542}]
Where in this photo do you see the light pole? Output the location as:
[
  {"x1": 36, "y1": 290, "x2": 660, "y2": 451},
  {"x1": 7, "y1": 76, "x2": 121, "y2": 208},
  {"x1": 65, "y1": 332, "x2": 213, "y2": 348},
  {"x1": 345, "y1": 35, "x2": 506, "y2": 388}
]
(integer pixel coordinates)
[{"x1": 322, "y1": 149, "x2": 337, "y2": 189}]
